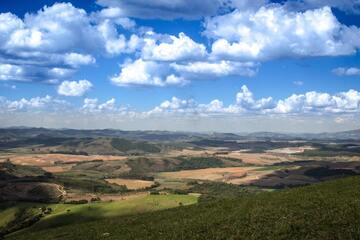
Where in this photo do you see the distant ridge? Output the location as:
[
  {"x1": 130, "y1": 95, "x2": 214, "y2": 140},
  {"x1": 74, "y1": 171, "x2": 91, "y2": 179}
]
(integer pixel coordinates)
[{"x1": 0, "y1": 127, "x2": 359, "y2": 140}]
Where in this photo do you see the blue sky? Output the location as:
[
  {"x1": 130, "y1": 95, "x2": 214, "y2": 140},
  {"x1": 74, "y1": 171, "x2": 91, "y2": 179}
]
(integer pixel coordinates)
[{"x1": 0, "y1": 0, "x2": 360, "y2": 132}]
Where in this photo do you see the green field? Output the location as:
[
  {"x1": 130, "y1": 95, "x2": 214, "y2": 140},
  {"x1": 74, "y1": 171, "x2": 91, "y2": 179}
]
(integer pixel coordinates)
[
  {"x1": 1, "y1": 194, "x2": 198, "y2": 238},
  {"x1": 5, "y1": 176, "x2": 360, "y2": 240}
]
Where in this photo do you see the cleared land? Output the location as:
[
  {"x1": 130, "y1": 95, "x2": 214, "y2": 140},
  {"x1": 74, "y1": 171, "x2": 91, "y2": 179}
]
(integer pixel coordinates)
[
  {"x1": 266, "y1": 146, "x2": 315, "y2": 154},
  {"x1": 0, "y1": 154, "x2": 127, "y2": 173},
  {"x1": 158, "y1": 167, "x2": 273, "y2": 185},
  {"x1": 167, "y1": 148, "x2": 304, "y2": 165},
  {"x1": 0, "y1": 154, "x2": 127, "y2": 166},
  {"x1": 105, "y1": 178, "x2": 155, "y2": 190}
]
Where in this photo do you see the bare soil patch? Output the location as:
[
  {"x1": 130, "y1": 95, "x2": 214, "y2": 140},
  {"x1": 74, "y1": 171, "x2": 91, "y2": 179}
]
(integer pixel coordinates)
[
  {"x1": 0, "y1": 154, "x2": 127, "y2": 167},
  {"x1": 105, "y1": 179, "x2": 154, "y2": 190},
  {"x1": 167, "y1": 148, "x2": 298, "y2": 165},
  {"x1": 266, "y1": 146, "x2": 315, "y2": 154},
  {"x1": 159, "y1": 167, "x2": 272, "y2": 185}
]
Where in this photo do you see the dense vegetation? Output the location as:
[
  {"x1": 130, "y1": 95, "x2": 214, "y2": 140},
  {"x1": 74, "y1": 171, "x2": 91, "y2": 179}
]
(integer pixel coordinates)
[
  {"x1": 187, "y1": 182, "x2": 261, "y2": 202},
  {"x1": 111, "y1": 138, "x2": 161, "y2": 154},
  {"x1": 0, "y1": 161, "x2": 48, "y2": 180},
  {"x1": 6, "y1": 176, "x2": 360, "y2": 240},
  {"x1": 53, "y1": 171, "x2": 128, "y2": 193},
  {"x1": 191, "y1": 139, "x2": 306, "y2": 152},
  {"x1": 172, "y1": 157, "x2": 226, "y2": 171},
  {"x1": 298, "y1": 143, "x2": 360, "y2": 157}
]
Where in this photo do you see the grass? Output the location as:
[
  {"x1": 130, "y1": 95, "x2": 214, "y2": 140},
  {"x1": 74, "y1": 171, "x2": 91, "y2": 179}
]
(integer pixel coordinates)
[
  {"x1": 6, "y1": 176, "x2": 360, "y2": 240},
  {"x1": 1, "y1": 194, "x2": 197, "y2": 238},
  {"x1": 0, "y1": 206, "x2": 18, "y2": 229}
]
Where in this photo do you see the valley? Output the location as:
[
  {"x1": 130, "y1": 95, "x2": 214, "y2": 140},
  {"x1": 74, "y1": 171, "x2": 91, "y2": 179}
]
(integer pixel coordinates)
[{"x1": 1, "y1": 128, "x2": 360, "y2": 239}]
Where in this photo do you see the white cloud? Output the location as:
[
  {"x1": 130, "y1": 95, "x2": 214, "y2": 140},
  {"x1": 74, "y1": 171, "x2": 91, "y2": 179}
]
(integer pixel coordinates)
[
  {"x1": 0, "y1": 95, "x2": 68, "y2": 112},
  {"x1": 96, "y1": 18, "x2": 140, "y2": 55},
  {"x1": 64, "y1": 53, "x2": 95, "y2": 67},
  {"x1": 0, "y1": 3, "x2": 137, "y2": 83},
  {"x1": 273, "y1": 90, "x2": 360, "y2": 114},
  {"x1": 111, "y1": 59, "x2": 188, "y2": 87},
  {"x1": 57, "y1": 80, "x2": 93, "y2": 97},
  {"x1": 205, "y1": 6, "x2": 360, "y2": 61},
  {"x1": 171, "y1": 60, "x2": 258, "y2": 78},
  {"x1": 332, "y1": 67, "x2": 360, "y2": 76},
  {"x1": 149, "y1": 97, "x2": 198, "y2": 114},
  {"x1": 234, "y1": 85, "x2": 275, "y2": 111},
  {"x1": 82, "y1": 97, "x2": 123, "y2": 113},
  {"x1": 0, "y1": 64, "x2": 23, "y2": 81},
  {"x1": 148, "y1": 86, "x2": 360, "y2": 116},
  {"x1": 96, "y1": 7, "x2": 136, "y2": 30},
  {"x1": 1, "y1": 86, "x2": 360, "y2": 118},
  {"x1": 142, "y1": 32, "x2": 207, "y2": 61}
]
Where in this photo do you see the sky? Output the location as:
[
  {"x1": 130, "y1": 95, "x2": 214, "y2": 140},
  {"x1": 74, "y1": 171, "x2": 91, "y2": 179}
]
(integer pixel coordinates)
[{"x1": 0, "y1": 0, "x2": 360, "y2": 132}]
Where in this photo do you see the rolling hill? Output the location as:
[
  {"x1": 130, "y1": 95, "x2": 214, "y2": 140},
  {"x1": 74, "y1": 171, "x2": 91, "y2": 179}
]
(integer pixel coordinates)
[{"x1": 6, "y1": 176, "x2": 360, "y2": 240}]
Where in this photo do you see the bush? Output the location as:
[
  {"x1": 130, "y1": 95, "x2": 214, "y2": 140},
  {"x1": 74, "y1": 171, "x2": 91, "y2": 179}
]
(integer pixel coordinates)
[{"x1": 65, "y1": 200, "x2": 88, "y2": 204}]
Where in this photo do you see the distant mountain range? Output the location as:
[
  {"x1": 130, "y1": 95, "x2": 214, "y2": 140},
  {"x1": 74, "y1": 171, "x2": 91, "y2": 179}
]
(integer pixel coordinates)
[{"x1": 0, "y1": 127, "x2": 359, "y2": 141}]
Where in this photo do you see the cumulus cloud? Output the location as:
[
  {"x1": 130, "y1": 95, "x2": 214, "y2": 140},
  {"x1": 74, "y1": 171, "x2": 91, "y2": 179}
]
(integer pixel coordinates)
[
  {"x1": 0, "y1": 3, "x2": 136, "y2": 83},
  {"x1": 111, "y1": 59, "x2": 188, "y2": 87},
  {"x1": 148, "y1": 86, "x2": 360, "y2": 116},
  {"x1": 0, "y1": 95, "x2": 69, "y2": 112},
  {"x1": 1, "y1": 86, "x2": 360, "y2": 118},
  {"x1": 64, "y1": 53, "x2": 96, "y2": 67},
  {"x1": 205, "y1": 6, "x2": 360, "y2": 61},
  {"x1": 149, "y1": 97, "x2": 199, "y2": 115},
  {"x1": 273, "y1": 90, "x2": 360, "y2": 114},
  {"x1": 57, "y1": 80, "x2": 93, "y2": 97},
  {"x1": 332, "y1": 67, "x2": 360, "y2": 76},
  {"x1": 141, "y1": 32, "x2": 207, "y2": 61},
  {"x1": 171, "y1": 60, "x2": 258, "y2": 78},
  {"x1": 0, "y1": 64, "x2": 23, "y2": 81},
  {"x1": 82, "y1": 97, "x2": 127, "y2": 113},
  {"x1": 234, "y1": 85, "x2": 275, "y2": 111},
  {"x1": 95, "y1": 7, "x2": 136, "y2": 30}
]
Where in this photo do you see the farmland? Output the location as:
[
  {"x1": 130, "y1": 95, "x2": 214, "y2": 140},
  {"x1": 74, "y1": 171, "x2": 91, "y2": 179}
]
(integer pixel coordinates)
[{"x1": 105, "y1": 178, "x2": 155, "y2": 190}]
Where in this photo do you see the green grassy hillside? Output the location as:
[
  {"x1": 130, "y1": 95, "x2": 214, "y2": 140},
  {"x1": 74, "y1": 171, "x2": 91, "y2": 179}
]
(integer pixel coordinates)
[
  {"x1": 1, "y1": 194, "x2": 197, "y2": 238},
  {"x1": 6, "y1": 176, "x2": 360, "y2": 240}
]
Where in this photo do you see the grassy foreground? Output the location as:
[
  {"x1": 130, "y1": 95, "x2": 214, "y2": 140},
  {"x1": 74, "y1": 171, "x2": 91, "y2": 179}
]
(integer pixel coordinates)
[
  {"x1": 6, "y1": 176, "x2": 360, "y2": 240},
  {"x1": 1, "y1": 194, "x2": 197, "y2": 238}
]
